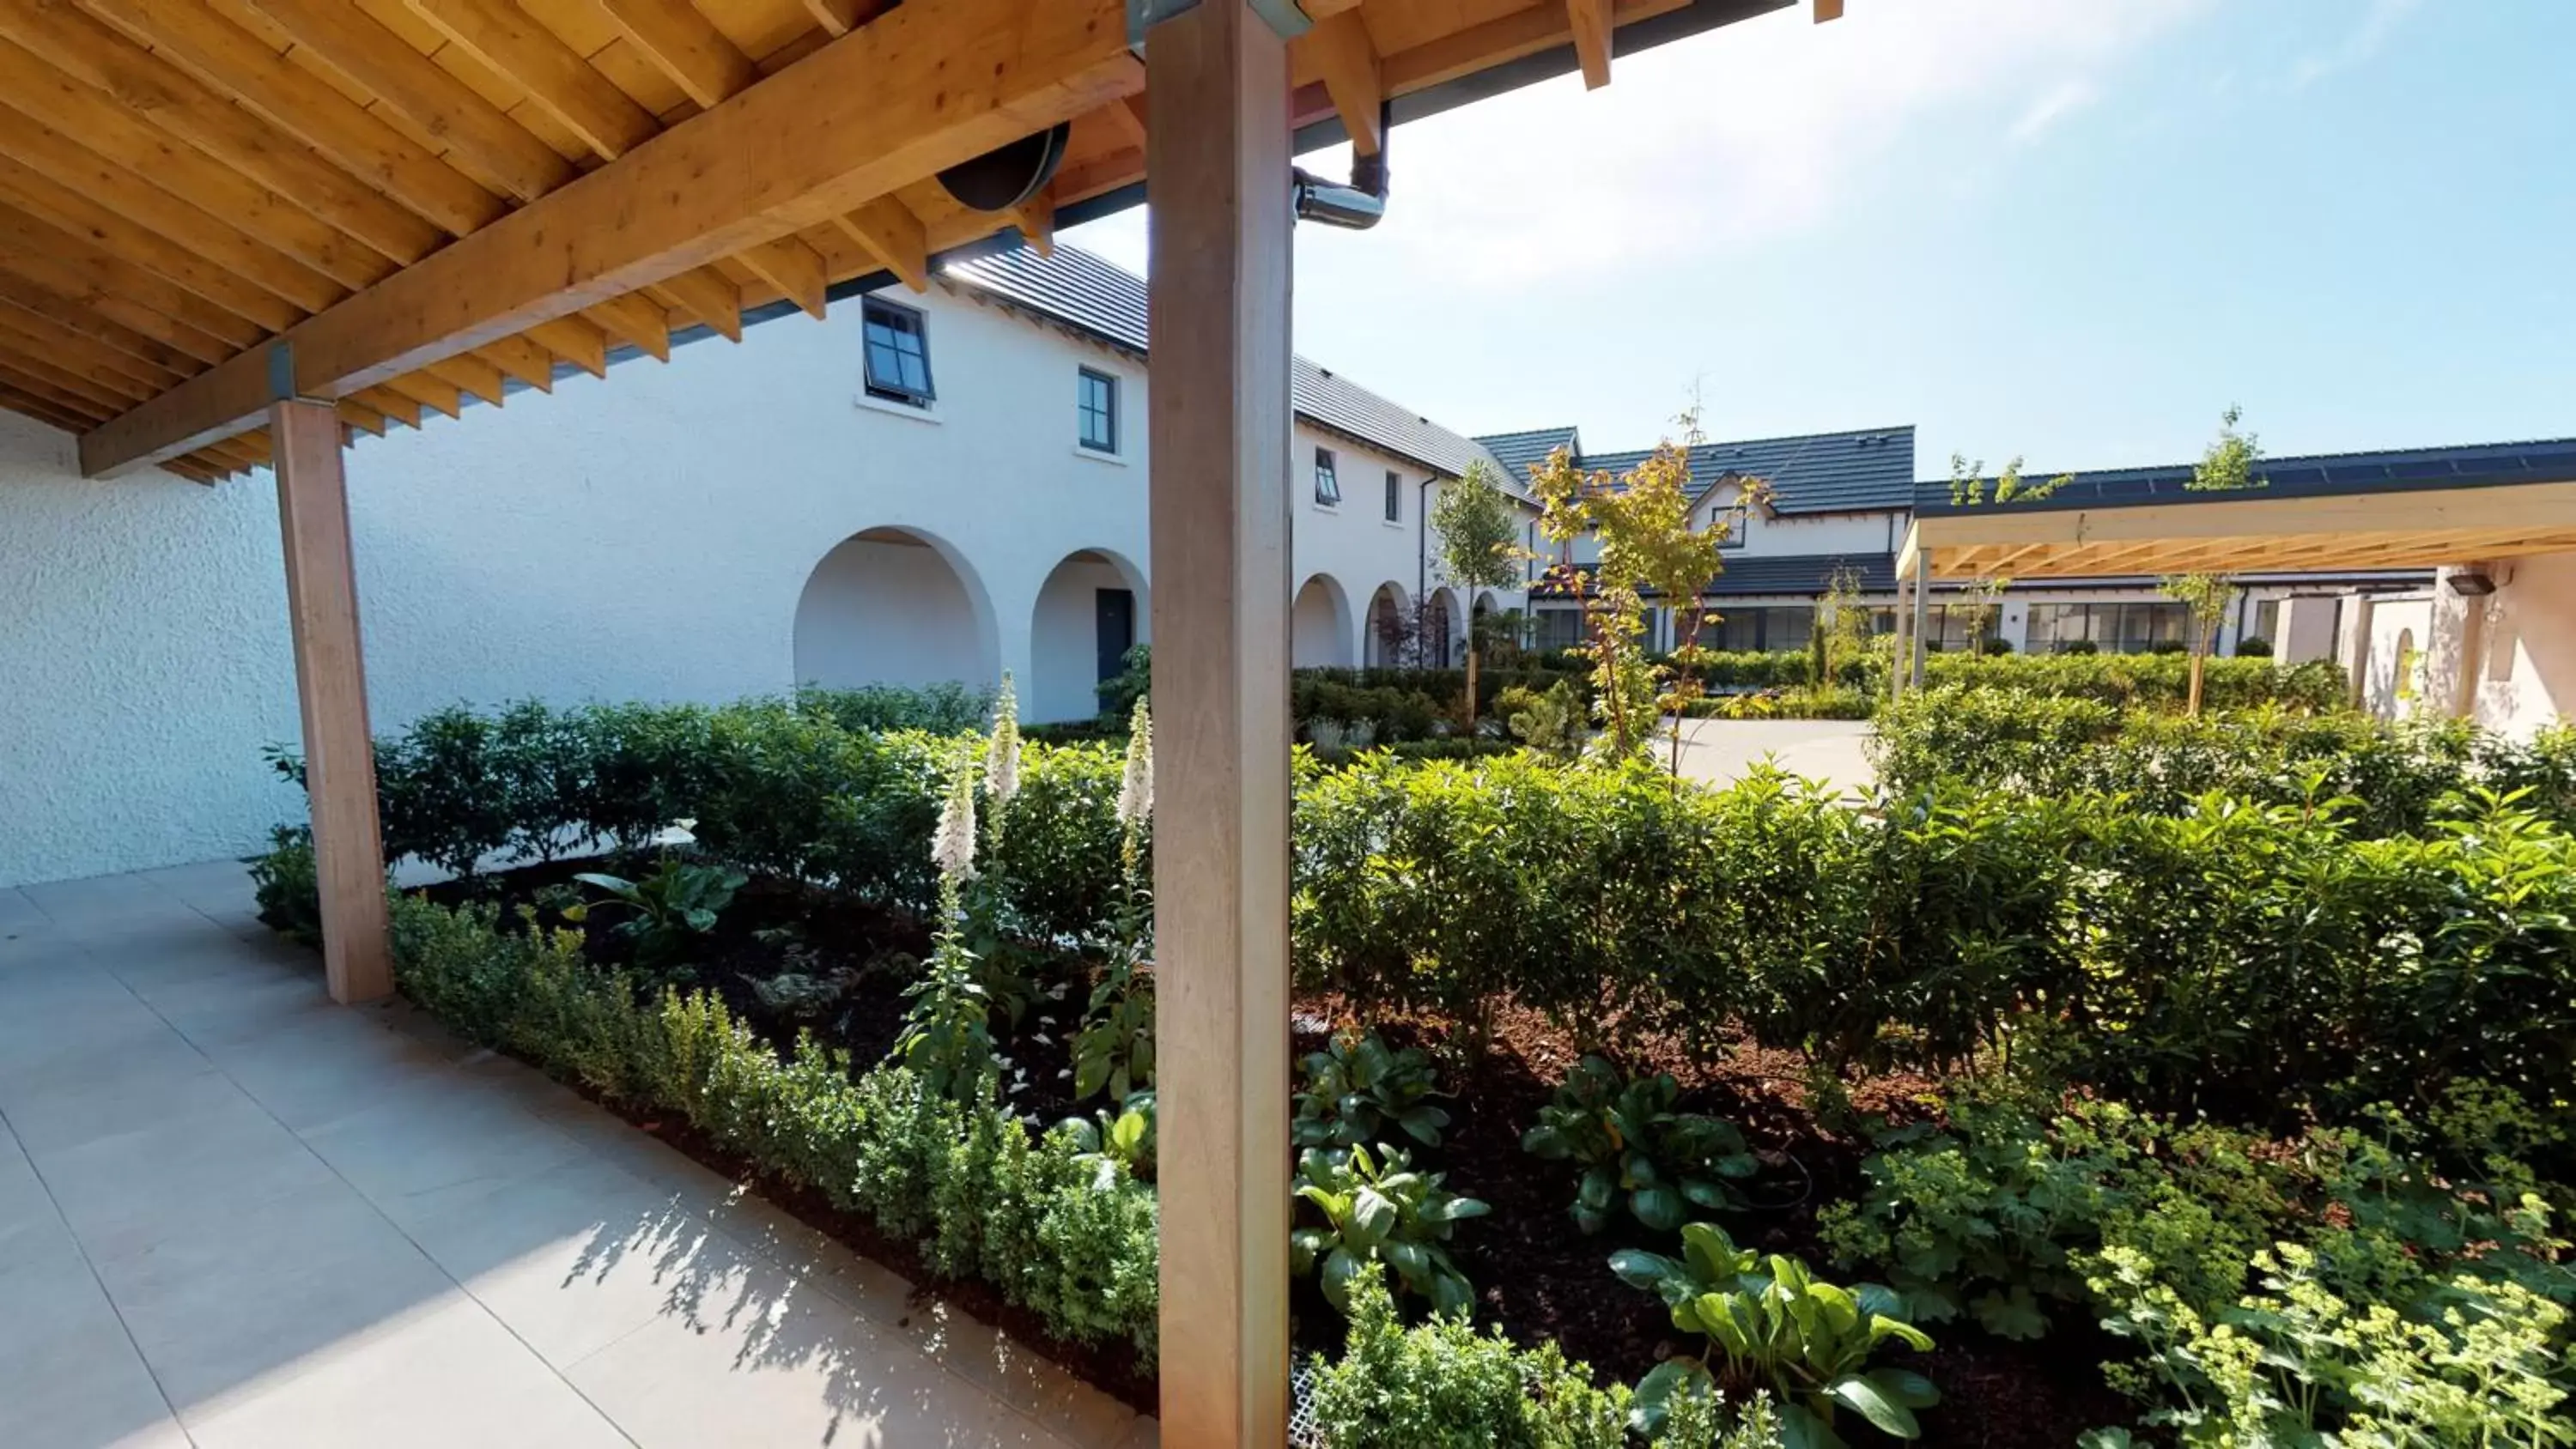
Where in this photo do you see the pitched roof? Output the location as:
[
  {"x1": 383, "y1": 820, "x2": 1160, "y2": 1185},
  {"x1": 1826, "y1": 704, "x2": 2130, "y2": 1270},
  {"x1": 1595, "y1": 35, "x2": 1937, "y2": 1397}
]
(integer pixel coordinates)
[
  {"x1": 1474, "y1": 424, "x2": 1915, "y2": 516},
  {"x1": 940, "y1": 243, "x2": 1518, "y2": 488},
  {"x1": 1914, "y1": 437, "x2": 2576, "y2": 516},
  {"x1": 1704, "y1": 552, "x2": 1897, "y2": 597},
  {"x1": 1473, "y1": 426, "x2": 1582, "y2": 481}
]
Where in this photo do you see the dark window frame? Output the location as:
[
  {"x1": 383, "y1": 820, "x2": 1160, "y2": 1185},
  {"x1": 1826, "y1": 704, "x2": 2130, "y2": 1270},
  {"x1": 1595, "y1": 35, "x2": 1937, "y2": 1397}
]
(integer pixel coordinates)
[
  {"x1": 1077, "y1": 367, "x2": 1119, "y2": 453},
  {"x1": 1382, "y1": 470, "x2": 1403, "y2": 523},
  {"x1": 1315, "y1": 446, "x2": 1341, "y2": 506},
  {"x1": 861, "y1": 298, "x2": 935, "y2": 408}
]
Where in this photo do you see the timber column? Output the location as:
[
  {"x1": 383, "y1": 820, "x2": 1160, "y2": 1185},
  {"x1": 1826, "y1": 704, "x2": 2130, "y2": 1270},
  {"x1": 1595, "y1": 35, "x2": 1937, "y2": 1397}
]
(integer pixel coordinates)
[{"x1": 1145, "y1": 1, "x2": 1295, "y2": 1442}]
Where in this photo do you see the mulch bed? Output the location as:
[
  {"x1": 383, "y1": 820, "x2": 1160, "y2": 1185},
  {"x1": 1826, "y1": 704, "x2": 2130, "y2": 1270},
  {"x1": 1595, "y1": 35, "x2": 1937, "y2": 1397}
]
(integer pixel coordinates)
[{"x1": 428, "y1": 859, "x2": 2136, "y2": 1446}]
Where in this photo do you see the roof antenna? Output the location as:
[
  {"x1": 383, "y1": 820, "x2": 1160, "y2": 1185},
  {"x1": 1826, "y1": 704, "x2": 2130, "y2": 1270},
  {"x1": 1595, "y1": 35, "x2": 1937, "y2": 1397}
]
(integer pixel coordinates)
[{"x1": 1293, "y1": 100, "x2": 1390, "y2": 230}]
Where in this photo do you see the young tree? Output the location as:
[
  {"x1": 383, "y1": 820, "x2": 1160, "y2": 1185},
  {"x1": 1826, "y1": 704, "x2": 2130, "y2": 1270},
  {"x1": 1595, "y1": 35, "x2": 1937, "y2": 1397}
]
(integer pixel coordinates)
[
  {"x1": 1937, "y1": 453, "x2": 2071, "y2": 656},
  {"x1": 1812, "y1": 563, "x2": 1873, "y2": 688},
  {"x1": 1529, "y1": 414, "x2": 1748, "y2": 773},
  {"x1": 1429, "y1": 460, "x2": 1523, "y2": 729},
  {"x1": 2160, "y1": 572, "x2": 2241, "y2": 716}
]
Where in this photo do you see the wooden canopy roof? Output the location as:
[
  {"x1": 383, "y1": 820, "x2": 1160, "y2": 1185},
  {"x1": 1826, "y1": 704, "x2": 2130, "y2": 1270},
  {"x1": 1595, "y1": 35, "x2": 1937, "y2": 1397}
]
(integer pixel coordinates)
[
  {"x1": 0, "y1": 0, "x2": 1792, "y2": 485},
  {"x1": 1899, "y1": 448, "x2": 2576, "y2": 584}
]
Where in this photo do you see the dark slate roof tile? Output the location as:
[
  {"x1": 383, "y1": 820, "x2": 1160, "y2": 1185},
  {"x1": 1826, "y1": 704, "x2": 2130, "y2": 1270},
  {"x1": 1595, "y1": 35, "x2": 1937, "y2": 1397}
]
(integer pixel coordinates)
[
  {"x1": 1916, "y1": 437, "x2": 2576, "y2": 514},
  {"x1": 1571, "y1": 427, "x2": 1917, "y2": 516}
]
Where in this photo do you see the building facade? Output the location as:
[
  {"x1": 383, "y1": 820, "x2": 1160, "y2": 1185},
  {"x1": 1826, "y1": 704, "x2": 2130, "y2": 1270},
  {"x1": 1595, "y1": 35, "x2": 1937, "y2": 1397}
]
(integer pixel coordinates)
[{"x1": 1479, "y1": 424, "x2": 2436, "y2": 658}]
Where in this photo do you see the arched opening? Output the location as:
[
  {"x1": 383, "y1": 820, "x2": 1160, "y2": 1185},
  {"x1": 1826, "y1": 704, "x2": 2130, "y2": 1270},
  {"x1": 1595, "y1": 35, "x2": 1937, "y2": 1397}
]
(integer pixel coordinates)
[
  {"x1": 793, "y1": 526, "x2": 998, "y2": 694},
  {"x1": 1424, "y1": 588, "x2": 1461, "y2": 669},
  {"x1": 1293, "y1": 573, "x2": 1354, "y2": 668},
  {"x1": 1030, "y1": 548, "x2": 1150, "y2": 724},
  {"x1": 1364, "y1": 581, "x2": 1414, "y2": 667}
]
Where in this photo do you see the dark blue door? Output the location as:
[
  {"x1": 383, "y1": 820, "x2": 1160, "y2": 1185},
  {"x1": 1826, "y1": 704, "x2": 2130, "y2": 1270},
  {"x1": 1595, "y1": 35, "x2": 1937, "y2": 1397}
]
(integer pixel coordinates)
[{"x1": 1096, "y1": 588, "x2": 1135, "y2": 684}]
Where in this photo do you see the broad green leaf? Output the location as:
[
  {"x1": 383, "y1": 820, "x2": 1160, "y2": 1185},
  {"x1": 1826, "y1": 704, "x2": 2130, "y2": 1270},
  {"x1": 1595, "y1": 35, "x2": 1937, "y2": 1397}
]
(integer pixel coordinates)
[
  {"x1": 1609, "y1": 1248, "x2": 1685, "y2": 1294},
  {"x1": 1320, "y1": 1247, "x2": 1364, "y2": 1311},
  {"x1": 1827, "y1": 1373, "x2": 1923, "y2": 1440},
  {"x1": 1871, "y1": 1367, "x2": 1941, "y2": 1410}
]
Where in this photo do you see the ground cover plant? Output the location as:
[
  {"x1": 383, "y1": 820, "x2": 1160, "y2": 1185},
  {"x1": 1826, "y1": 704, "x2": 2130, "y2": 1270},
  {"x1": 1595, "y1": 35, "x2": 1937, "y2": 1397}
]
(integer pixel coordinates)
[{"x1": 253, "y1": 682, "x2": 2576, "y2": 1445}]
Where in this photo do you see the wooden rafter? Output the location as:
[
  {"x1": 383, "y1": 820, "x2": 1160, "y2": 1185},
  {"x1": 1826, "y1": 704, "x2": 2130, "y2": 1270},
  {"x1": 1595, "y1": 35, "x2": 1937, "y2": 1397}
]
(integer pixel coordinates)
[
  {"x1": 598, "y1": 0, "x2": 756, "y2": 110},
  {"x1": 1303, "y1": 10, "x2": 1382, "y2": 153},
  {"x1": 835, "y1": 196, "x2": 930, "y2": 292},
  {"x1": 82, "y1": 0, "x2": 1139, "y2": 475},
  {"x1": 1566, "y1": 0, "x2": 1612, "y2": 89},
  {"x1": 736, "y1": 235, "x2": 831, "y2": 319},
  {"x1": 408, "y1": 0, "x2": 660, "y2": 161}
]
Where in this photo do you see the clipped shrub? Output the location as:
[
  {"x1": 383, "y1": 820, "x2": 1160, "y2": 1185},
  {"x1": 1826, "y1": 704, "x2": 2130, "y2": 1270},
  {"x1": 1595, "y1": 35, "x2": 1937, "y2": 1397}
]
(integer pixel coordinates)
[{"x1": 385, "y1": 893, "x2": 1160, "y2": 1360}]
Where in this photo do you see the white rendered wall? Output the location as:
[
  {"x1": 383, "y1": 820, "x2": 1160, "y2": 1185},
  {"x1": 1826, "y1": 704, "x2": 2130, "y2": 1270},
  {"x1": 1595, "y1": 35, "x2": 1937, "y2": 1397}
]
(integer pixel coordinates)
[
  {"x1": 2448, "y1": 554, "x2": 2576, "y2": 739},
  {"x1": 0, "y1": 414, "x2": 306, "y2": 887}
]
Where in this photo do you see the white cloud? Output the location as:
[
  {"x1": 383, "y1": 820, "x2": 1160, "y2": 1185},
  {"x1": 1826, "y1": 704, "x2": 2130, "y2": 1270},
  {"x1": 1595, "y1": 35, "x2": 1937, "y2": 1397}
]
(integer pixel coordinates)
[
  {"x1": 1068, "y1": 0, "x2": 2211, "y2": 292},
  {"x1": 2290, "y1": 0, "x2": 2419, "y2": 88},
  {"x1": 2010, "y1": 78, "x2": 2101, "y2": 143}
]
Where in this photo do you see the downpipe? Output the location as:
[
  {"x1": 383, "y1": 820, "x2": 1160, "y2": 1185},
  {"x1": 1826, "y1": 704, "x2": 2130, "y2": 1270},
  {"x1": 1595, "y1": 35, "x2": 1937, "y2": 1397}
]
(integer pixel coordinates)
[{"x1": 1292, "y1": 100, "x2": 1392, "y2": 229}]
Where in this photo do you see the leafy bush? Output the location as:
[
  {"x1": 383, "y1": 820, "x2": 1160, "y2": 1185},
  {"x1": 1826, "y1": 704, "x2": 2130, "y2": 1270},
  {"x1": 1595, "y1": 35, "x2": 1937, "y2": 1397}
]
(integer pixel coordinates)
[
  {"x1": 565, "y1": 855, "x2": 744, "y2": 976},
  {"x1": 1292, "y1": 1143, "x2": 1489, "y2": 1316},
  {"x1": 1917, "y1": 653, "x2": 2346, "y2": 711},
  {"x1": 246, "y1": 824, "x2": 322, "y2": 945},
  {"x1": 2087, "y1": 1241, "x2": 2574, "y2": 1447},
  {"x1": 798, "y1": 681, "x2": 991, "y2": 735},
  {"x1": 1095, "y1": 643, "x2": 1151, "y2": 725},
  {"x1": 1615, "y1": 1223, "x2": 1938, "y2": 1446},
  {"x1": 1296, "y1": 1031, "x2": 1451, "y2": 1151},
  {"x1": 1305, "y1": 1263, "x2": 1785, "y2": 1449},
  {"x1": 385, "y1": 893, "x2": 1160, "y2": 1359},
  {"x1": 1522, "y1": 1056, "x2": 1759, "y2": 1234}
]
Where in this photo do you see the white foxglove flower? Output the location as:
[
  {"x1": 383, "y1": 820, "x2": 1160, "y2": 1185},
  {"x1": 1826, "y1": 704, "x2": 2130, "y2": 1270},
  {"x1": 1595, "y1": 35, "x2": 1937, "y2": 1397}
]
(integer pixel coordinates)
[
  {"x1": 985, "y1": 671, "x2": 1022, "y2": 808},
  {"x1": 932, "y1": 764, "x2": 977, "y2": 882},
  {"x1": 1117, "y1": 696, "x2": 1154, "y2": 826}
]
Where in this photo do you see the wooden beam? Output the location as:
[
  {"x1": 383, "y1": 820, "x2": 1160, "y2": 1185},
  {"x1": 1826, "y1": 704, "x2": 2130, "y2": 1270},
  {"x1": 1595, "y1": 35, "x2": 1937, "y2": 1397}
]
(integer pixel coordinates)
[
  {"x1": 736, "y1": 235, "x2": 830, "y2": 319},
  {"x1": 80, "y1": 0, "x2": 1136, "y2": 476},
  {"x1": 424, "y1": 351, "x2": 508, "y2": 405},
  {"x1": 0, "y1": 152, "x2": 305, "y2": 334},
  {"x1": 77, "y1": 0, "x2": 506, "y2": 239},
  {"x1": 0, "y1": 234, "x2": 240, "y2": 364},
  {"x1": 382, "y1": 371, "x2": 464, "y2": 420},
  {"x1": 0, "y1": 0, "x2": 445, "y2": 264},
  {"x1": 527, "y1": 315, "x2": 609, "y2": 377},
  {"x1": 1005, "y1": 186, "x2": 1055, "y2": 258},
  {"x1": 1814, "y1": 0, "x2": 1845, "y2": 20},
  {"x1": 335, "y1": 397, "x2": 388, "y2": 437},
  {"x1": 1379, "y1": 0, "x2": 1690, "y2": 95},
  {"x1": 598, "y1": 0, "x2": 756, "y2": 108},
  {"x1": 0, "y1": 272, "x2": 202, "y2": 379},
  {"x1": 653, "y1": 265, "x2": 743, "y2": 340},
  {"x1": 162, "y1": 453, "x2": 223, "y2": 485},
  {"x1": 0, "y1": 376, "x2": 95, "y2": 433},
  {"x1": 477, "y1": 335, "x2": 556, "y2": 391},
  {"x1": 1565, "y1": 0, "x2": 1612, "y2": 89},
  {"x1": 1146, "y1": 3, "x2": 1292, "y2": 1443},
  {"x1": 270, "y1": 397, "x2": 395, "y2": 1005},
  {"x1": 834, "y1": 196, "x2": 929, "y2": 291},
  {"x1": 582, "y1": 293, "x2": 673, "y2": 359},
  {"x1": 1097, "y1": 91, "x2": 1148, "y2": 150},
  {"x1": 0, "y1": 355, "x2": 114, "y2": 421},
  {"x1": 0, "y1": 344, "x2": 138, "y2": 410},
  {"x1": 802, "y1": 0, "x2": 891, "y2": 37},
  {"x1": 1303, "y1": 10, "x2": 1382, "y2": 153},
  {"x1": 0, "y1": 33, "x2": 398, "y2": 289},
  {"x1": 349, "y1": 385, "x2": 422, "y2": 429},
  {"x1": 407, "y1": 0, "x2": 660, "y2": 161},
  {"x1": 243, "y1": 0, "x2": 574, "y2": 205}
]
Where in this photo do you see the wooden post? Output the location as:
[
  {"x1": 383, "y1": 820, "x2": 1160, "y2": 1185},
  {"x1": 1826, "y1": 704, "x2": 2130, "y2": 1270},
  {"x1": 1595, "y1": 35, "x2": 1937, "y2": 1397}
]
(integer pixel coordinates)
[
  {"x1": 1908, "y1": 549, "x2": 1931, "y2": 690},
  {"x1": 1145, "y1": 3, "x2": 1293, "y2": 1445},
  {"x1": 1889, "y1": 570, "x2": 1911, "y2": 700},
  {"x1": 272, "y1": 397, "x2": 394, "y2": 1003}
]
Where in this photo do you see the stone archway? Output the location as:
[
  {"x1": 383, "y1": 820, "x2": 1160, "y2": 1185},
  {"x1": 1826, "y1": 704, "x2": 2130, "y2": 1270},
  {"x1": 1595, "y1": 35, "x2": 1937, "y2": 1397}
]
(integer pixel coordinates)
[
  {"x1": 1364, "y1": 581, "x2": 1414, "y2": 667},
  {"x1": 1030, "y1": 547, "x2": 1150, "y2": 724},
  {"x1": 1423, "y1": 587, "x2": 1461, "y2": 669},
  {"x1": 1292, "y1": 573, "x2": 1355, "y2": 668},
  {"x1": 793, "y1": 526, "x2": 999, "y2": 693}
]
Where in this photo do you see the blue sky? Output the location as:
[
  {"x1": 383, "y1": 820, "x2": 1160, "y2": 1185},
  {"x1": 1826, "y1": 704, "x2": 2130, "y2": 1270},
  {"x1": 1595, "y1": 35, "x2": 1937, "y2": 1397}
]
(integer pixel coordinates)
[{"x1": 1065, "y1": 0, "x2": 2573, "y2": 476}]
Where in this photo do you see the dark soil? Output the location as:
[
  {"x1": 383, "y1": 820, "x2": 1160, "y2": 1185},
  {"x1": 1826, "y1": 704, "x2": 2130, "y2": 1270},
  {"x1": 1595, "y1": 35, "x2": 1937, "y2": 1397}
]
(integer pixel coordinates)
[{"x1": 431, "y1": 858, "x2": 2136, "y2": 1446}]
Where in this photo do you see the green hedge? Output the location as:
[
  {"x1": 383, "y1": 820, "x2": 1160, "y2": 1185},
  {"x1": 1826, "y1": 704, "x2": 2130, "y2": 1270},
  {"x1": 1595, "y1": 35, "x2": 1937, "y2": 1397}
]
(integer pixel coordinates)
[
  {"x1": 1874, "y1": 688, "x2": 2576, "y2": 835},
  {"x1": 388, "y1": 893, "x2": 1161, "y2": 1357},
  {"x1": 299, "y1": 695, "x2": 2576, "y2": 1138},
  {"x1": 1293, "y1": 754, "x2": 2576, "y2": 1134},
  {"x1": 1914, "y1": 653, "x2": 2347, "y2": 711}
]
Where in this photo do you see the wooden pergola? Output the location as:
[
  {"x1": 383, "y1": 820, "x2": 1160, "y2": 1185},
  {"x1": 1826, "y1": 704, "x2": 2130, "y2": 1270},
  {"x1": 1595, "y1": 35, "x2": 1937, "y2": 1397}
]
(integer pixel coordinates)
[
  {"x1": 1890, "y1": 459, "x2": 2576, "y2": 694},
  {"x1": 0, "y1": 0, "x2": 1824, "y2": 1440}
]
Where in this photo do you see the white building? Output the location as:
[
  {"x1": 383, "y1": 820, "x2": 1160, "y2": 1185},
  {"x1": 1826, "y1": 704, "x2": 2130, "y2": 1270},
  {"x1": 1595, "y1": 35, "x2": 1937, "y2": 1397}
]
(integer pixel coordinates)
[
  {"x1": 0, "y1": 243, "x2": 1529, "y2": 887},
  {"x1": 1479, "y1": 424, "x2": 2437, "y2": 658}
]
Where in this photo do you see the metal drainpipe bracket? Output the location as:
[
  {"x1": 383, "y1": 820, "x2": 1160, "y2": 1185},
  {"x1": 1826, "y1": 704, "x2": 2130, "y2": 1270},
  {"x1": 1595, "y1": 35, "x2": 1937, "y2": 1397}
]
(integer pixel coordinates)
[{"x1": 1129, "y1": 0, "x2": 1311, "y2": 52}]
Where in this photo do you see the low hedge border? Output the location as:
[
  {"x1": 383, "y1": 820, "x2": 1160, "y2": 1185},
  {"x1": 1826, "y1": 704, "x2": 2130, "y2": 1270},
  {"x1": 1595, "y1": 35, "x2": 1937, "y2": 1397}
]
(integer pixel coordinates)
[{"x1": 388, "y1": 893, "x2": 1163, "y2": 1359}]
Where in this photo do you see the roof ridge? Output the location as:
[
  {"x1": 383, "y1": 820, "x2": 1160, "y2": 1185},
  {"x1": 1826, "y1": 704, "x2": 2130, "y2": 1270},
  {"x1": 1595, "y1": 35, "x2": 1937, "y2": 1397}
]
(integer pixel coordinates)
[{"x1": 1956, "y1": 433, "x2": 2576, "y2": 483}]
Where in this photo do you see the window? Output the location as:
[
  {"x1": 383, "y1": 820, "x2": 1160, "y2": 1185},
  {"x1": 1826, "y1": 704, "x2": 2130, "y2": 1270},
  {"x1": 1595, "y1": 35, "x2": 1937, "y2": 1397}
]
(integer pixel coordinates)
[
  {"x1": 1383, "y1": 470, "x2": 1402, "y2": 523},
  {"x1": 1077, "y1": 367, "x2": 1118, "y2": 452},
  {"x1": 1314, "y1": 447, "x2": 1340, "y2": 506},
  {"x1": 2024, "y1": 601, "x2": 2190, "y2": 654},
  {"x1": 1711, "y1": 502, "x2": 1749, "y2": 549},
  {"x1": 861, "y1": 299, "x2": 933, "y2": 407}
]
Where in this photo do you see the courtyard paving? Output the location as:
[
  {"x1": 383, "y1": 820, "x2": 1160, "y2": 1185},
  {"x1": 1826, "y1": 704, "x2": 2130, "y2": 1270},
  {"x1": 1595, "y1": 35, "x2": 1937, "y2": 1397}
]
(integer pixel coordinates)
[
  {"x1": 1668, "y1": 717, "x2": 1877, "y2": 795},
  {"x1": 0, "y1": 860, "x2": 1151, "y2": 1449}
]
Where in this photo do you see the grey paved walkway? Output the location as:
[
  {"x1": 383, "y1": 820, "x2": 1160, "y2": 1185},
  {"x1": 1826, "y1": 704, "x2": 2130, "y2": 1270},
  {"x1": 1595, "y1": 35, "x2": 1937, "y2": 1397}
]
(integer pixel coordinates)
[
  {"x1": 0, "y1": 861, "x2": 1151, "y2": 1449},
  {"x1": 1668, "y1": 717, "x2": 1877, "y2": 796}
]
